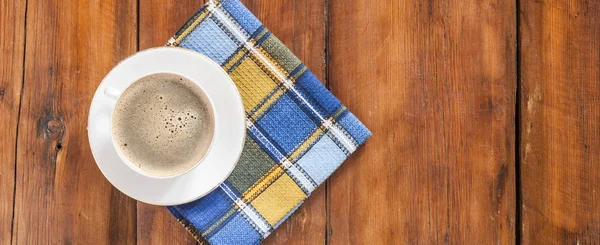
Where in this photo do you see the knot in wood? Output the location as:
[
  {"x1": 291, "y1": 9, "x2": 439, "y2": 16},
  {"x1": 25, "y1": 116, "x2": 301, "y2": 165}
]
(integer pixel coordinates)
[{"x1": 45, "y1": 119, "x2": 64, "y2": 140}]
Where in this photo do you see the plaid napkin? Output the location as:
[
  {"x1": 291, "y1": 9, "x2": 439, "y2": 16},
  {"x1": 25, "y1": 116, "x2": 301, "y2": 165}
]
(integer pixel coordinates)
[{"x1": 166, "y1": 0, "x2": 370, "y2": 244}]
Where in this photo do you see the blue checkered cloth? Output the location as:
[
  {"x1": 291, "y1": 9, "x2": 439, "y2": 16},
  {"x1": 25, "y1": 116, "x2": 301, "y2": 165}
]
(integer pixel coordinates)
[{"x1": 166, "y1": 0, "x2": 370, "y2": 244}]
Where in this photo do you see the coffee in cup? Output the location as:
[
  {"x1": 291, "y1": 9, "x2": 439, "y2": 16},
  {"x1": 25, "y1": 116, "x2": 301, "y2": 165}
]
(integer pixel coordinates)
[{"x1": 111, "y1": 73, "x2": 214, "y2": 177}]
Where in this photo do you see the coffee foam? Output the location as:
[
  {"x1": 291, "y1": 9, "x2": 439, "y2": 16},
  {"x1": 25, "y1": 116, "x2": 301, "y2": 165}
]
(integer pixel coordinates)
[{"x1": 112, "y1": 73, "x2": 214, "y2": 176}]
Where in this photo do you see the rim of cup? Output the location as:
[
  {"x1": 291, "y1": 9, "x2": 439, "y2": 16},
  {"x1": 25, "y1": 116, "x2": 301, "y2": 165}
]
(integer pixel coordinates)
[{"x1": 106, "y1": 72, "x2": 218, "y2": 179}]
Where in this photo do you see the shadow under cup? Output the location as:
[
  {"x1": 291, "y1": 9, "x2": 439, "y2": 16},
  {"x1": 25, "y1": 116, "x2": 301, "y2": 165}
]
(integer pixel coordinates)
[{"x1": 110, "y1": 72, "x2": 216, "y2": 178}]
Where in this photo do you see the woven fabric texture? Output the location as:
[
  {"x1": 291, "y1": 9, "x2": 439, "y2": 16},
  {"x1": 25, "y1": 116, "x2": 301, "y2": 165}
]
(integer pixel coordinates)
[{"x1": 167, "y1": 1, "x2": 371, "y2": 244}]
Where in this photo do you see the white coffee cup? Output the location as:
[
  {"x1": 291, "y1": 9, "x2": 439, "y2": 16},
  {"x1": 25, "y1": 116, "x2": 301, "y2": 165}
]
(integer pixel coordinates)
[
  {"x1": 88, "y1": 47, "x2": 245, "y2": 205},
  {"x1": 105, "y1": 72, "x2": 217, "y2": 179}
]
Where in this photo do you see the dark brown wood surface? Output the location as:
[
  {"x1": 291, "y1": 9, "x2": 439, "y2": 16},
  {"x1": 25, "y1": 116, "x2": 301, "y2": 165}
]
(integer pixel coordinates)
[
  {"x1": 0, "y1": 1, "x2": 26, "y2": 244},
  {"x1": 327, "y1": 0, "x2": 517, "y2": 244},
  {"x1": 519, "y1": 0, "x2": 600, "y2": 243},
  {"x1": 11, "y1": 0, "x2": 137, "y2": 244},
  {"x1": 2, "y1": 0, "x2": 600, "y2": 244}
]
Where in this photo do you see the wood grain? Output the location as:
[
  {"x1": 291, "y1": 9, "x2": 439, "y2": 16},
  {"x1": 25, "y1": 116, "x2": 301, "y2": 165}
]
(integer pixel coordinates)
[
  {"x1": 327, "y1": 0, "x2": 516, "y2": 244},
  {"x1": 7, "y1": 0, "x2": 600, "y2": 243},
  {"x1": 0, "y1": 0, "x2": 26, "y2": 244},
  {"x1": 519, "y1": 0, "x2": 600, "y2": 243},
  {"x1": 139, "y1": 0, "x2": 206, "y2": 52},
  {"x1": 137, "y1": 202, "x2": 197, "y2": 245},
  {"x1": 137, "y1": 0, "x2": 204, "y2": 244},
  {"x1": 11, "y1": 0, "x2": 137, "y2": 243},
  {"x1": 239, "y1": 0, "x2": 327, "y2": 244}
]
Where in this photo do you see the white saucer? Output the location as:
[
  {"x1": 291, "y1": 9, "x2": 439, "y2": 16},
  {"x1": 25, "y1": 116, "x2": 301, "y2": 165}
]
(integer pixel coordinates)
[{"x1": 88, "y1": 47, "x2": 245, "y2": 206}]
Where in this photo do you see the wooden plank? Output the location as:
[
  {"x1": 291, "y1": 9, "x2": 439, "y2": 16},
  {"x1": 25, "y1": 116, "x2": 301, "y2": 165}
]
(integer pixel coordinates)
[
  {"x1": 328, "y1": 0, "x2": 516, "y2": 244},
  {"x1": 137, "y1": 0, "x2": 204, "y2": 244},
  {"x1": 12, "y1": 0, "x2": 137, "y2": 243},
  {"x1": 0, "y1": 0, "x2": 26, "y2": 244},
  {"x1": 519, "y1": 0, "x2": 600, "y2": 243},
  {"x1": 137, "y1": 202, "x2": 197, "y2": 245},
  {"x1": 239, "y1": 0, "x2": 327, "y2": 244},
  {"x1": 139, "y1": 0, "x2": 206, "y2": 53}
]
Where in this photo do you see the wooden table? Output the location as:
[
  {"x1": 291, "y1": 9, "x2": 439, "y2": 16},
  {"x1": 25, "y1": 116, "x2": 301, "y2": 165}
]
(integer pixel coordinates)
[{"x1": 2, "y1": 0, "x2": 599, "y2": 244}]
